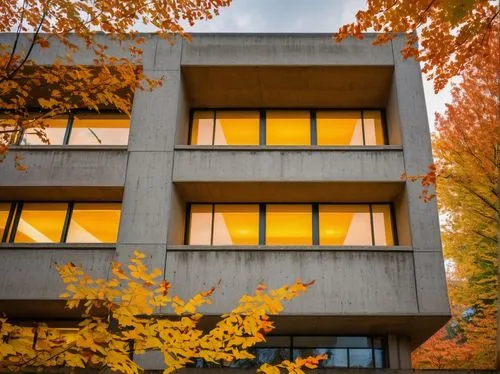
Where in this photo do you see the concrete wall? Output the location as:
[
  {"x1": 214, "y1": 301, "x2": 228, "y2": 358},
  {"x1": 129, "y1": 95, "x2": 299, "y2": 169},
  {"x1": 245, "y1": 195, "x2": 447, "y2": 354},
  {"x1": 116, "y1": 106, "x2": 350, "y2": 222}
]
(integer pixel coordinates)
[{"x1": 0, "y1": 33, "x2": 450, "y2": 366}]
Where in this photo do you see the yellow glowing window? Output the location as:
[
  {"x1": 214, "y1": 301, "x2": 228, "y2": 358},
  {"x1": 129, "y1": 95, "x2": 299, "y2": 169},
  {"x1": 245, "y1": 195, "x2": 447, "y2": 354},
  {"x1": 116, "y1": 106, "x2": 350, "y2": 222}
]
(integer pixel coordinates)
[
  {"x1": 214, "y1": 111, "x2": 260, "y2": 145},
  {"x1": 190, "y1": 111, "x2": 214, "y2": 145},
  {"x1": 319, "y1": 205, "x2": 372, "y2": 245},
  {"x1": 20, "y1": 117, "x2": 68, "y2": 145},
  {"x1": 372, "y1": 205, "x2": 394, "y2": 245},
  {"x1": 266, "y1": 111, "x2": 310, "y2": 145},
  {"x1": 66, "y1": 203, "x2": 121, "y2": 243},
  {"x1": 317, "y1": 111, "x2": 364, "y2": 146},
  {"x1": 266, "y1": 205, "x2": 312, "y2": 245},
  {"x1": 363, "y1": 111, "x2": 385, "y2": 145},
  {"x1": 69, "y1": 114, "x2": 130, "y2": 145},
  {"x1": 188, "y1": 204, "x2": 213, "y2": 245},
  {"x1": 0, "y1": 203, "x2": 11, "y2": 241},
  {"x1": 213, "y1": 205, "x2": 259, "y2": 245},
  {"x1": 14, "y1": 203, "x2": 68, "y2": 243}
]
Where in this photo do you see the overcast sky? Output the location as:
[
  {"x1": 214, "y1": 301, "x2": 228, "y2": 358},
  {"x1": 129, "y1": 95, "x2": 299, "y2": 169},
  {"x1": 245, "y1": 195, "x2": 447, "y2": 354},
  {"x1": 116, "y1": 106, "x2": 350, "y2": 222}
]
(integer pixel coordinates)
[{"x1": 186, "y1": 0, "x2": 453, "y2": 132}]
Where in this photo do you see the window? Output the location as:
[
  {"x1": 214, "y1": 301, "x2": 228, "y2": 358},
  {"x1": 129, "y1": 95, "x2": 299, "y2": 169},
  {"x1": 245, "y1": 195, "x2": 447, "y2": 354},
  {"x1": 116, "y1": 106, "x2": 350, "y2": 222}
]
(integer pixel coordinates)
[
  {"x1": 1, "y1": 202, "x2": 121, "y2": 244},
  {"x1": 188, "y1": 336, "x2": 386, "y2": 369},
  {"x1": 189, "y1": 109, "x2": 387, "y2": 146},
  {"x1": 4, "y1": 112, "x2": 130, "y2": 146},
  {"x1": 186, "y1": 203, "x2": 396, "y2": 246},
  {"x1": 190, "y1": 111, "x2": 259, "y2": 145}
]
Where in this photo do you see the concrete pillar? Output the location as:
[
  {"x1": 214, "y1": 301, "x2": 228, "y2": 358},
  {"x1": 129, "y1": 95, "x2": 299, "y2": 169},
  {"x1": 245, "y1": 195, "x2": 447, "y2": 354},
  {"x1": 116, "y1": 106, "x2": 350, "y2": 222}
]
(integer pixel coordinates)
[{"x1": 387, "y1": 334, "x2": 412, "y2": 369}]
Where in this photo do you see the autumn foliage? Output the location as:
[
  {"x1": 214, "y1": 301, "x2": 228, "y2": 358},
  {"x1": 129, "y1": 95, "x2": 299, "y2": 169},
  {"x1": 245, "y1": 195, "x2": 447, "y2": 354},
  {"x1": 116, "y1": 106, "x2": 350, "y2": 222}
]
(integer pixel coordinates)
[
  {"x1": 337, "y1": 0, "x2": 499, "y2": 91},
  {"x1": 0, "y1": 250, "x2": 324, "y2": 373},
  {"x1": 411, "y1": 27, "x2": 498, "y2": 369}
]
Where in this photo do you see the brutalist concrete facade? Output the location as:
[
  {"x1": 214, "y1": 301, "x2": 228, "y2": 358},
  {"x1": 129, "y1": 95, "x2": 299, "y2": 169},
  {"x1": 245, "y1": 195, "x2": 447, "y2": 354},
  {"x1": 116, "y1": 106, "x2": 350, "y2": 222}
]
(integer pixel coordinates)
[{"x1": 0, "y1": 33, "x2": 450, "y2": 369}]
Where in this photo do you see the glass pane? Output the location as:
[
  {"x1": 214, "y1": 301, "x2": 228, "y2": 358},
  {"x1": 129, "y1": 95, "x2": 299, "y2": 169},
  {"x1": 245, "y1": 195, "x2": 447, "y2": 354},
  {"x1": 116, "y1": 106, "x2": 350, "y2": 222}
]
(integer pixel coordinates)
[
  {"x1": 66, "y1": 203, "x2": 121, "y2": 243},
  {"x1": 293, "y1": 348, "x2": 348, "y2": 368},
  {"x1": 317, "y1": 111, "x2": 363, "y2": 146},
  {"x1": 69, "y1": 114, "x2": 130, "y2": 145},
  {"x1": 190, "y1": 111, "x2": 214, "y2": 145},
  {"x1": 374, "y1": 349, "x2": 385, "y2": 368},
  {"x1": 214, "y1": 111, "x2": 259, "y2": 145},
  {"x1": 0, "y1": 203, "x2": 11, "y2": 241},
  {"x1": 319, "y1": 205, "x2": 372, "y2": 245},
  {"x1": 349, "y1": 349, "x2": 374, "y2": 368},
  {"x1": 256, "y1": 348, "x2": 290, "y2": 365},
  {"x1": 20, "y1": 118, "x2": 68, "y2": 145},
  {"x1": 363, "y1": 111, "x2": 385, "y2": 145},
  {"x1": 266, "y1": 205, "x2": 312, "y2": 245},
  {"x1": 372, "y1": 205, "x2": 395, "y2": 245},
  {"x1": 0, "y1": 116, "x2": 21, "y2": 145},
  {"x1": 14, "y1": 203, "x2": 67, "y2": 243},
  {"x1": 266, "y1": 111, "x2": 310, "y2": 145},
  {"x1": 213, "y1": 205, "x2": 259, "y2": 245},
  {"x1": 373, "y1": 337, "x2": 384, "y2": 348},
  {"x1": 188, "y1": 205, "x2": 213, "y2": 245},
  {"x1": 293, "y1": 336, "x2": 371, "y2": 348}
]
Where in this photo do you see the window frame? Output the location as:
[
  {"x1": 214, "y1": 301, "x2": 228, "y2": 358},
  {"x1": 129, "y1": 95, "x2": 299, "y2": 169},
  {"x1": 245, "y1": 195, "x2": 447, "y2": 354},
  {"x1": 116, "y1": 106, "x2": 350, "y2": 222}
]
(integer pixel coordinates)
[
  {"x1": 185, "y1": 202, "x2": 398, "y2": 246},
  {"x1": 0, "y1": 200, "x2": 122, "y2": 244},
  {"x1": 3, "y1": 109, "x2": 130, "y2": 146},
  {"x1": 188, "y1": 108, "x2": 388, "y2": 146}
]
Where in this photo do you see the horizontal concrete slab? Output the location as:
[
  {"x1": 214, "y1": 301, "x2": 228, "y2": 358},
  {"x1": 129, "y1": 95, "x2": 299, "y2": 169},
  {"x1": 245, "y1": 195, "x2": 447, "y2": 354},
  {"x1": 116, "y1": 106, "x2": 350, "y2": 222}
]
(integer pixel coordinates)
[
  {"x1": 164, "y1": 250, "x2": 418, "y2": 315},
  {"x1": 0, "y1": 147, "x2": 128, "y2": 188},
  {"x1": 173, "y1": 148, "x2": 405, "y2": 182}
]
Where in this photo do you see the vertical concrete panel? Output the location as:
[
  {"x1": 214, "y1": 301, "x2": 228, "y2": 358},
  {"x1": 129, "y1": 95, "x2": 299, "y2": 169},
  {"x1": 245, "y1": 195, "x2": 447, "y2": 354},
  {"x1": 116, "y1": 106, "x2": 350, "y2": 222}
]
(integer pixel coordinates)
[
  {"x1": 129, "y1": 71, "x2": 182, "y2": 152},
  {"x1": 386, "y1": 76, "x2": 402, "y2": 145},
  {"x1": 414, "y1": 252, "x2": 451, "y2": 314},
  {"x1": 167, "y1": 186, "x2": 186, "y2": 245},
  {"x1": 387, "y1": 334, "x2": 399, "y2": 369},
  {"x1": 391, "y1": 38, "x2": 441, "y2": 251},
  {"x1": 117, "y1": 152, "x2": 173, "y2": 245},
  {"x1": 394, "y1": 188, "x2": 412, "y2": 246},
  {"x1": 398, "y1": 336, "x2": 412, "y2": 369}
]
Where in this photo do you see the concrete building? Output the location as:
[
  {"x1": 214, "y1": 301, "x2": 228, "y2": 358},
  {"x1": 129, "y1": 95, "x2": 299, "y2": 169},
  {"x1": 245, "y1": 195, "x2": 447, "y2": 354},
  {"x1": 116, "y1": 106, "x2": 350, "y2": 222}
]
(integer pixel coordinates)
[{"x1": 0, "y1": 33, "x2": 451, "y2": 370}]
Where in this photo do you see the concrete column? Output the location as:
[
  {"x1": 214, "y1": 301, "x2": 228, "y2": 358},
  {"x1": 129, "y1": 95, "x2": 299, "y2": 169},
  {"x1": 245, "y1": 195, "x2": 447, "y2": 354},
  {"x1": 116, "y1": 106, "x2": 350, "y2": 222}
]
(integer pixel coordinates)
[
  {"x1": 390, "y1": 37, "x2": 450, "y2": 315},
  {"x1": 387, "y1": 334, "x2": 412, "y2": 369},
  {"x1": 115, "y1": 36, "x2": 184, "y2": 273}
]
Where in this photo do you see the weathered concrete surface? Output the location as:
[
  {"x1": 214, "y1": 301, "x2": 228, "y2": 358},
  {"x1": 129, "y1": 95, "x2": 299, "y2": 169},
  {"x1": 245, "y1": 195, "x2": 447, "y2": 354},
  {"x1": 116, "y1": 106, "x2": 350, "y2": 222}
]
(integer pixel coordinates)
[
  {"x1": 0, "y1": 247, "x2": 114, "y2": 299},
  {"x1": 0, "y1": 147, "x2": 127, "y2": 187},
  {"x1": 173, "y1": 148, "x2": 405, "y2": 182}
]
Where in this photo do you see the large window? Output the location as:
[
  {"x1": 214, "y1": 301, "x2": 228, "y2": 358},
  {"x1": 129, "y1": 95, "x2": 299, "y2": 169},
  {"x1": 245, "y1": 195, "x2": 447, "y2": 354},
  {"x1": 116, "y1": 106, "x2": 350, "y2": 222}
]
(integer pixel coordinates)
[
  {"x1": 186, "y1": 203, "x2": 396, "y2": 246},
  {"x1": 3, "y1": 112, "x2": 130, "y2": 146},
  {"x1": 0, "y1": 202, "x2": 121, "y2": 243},
  {"x1": 189, "y1": 110, "x2": 386, "y2": 146},
  {"x1": 189, "y1": 336, "x2": 386, "y2": 369}
]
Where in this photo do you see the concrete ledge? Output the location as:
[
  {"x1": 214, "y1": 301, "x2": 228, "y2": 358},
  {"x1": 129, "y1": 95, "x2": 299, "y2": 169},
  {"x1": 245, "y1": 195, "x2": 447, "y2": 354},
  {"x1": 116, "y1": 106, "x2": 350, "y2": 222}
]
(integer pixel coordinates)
[
  {"x1": 175, "y1": 145, "x2": 404, "y2": 151},
  {"x1": 0, "y1": 243, "x2": 116, "y2": 250},
  {"x1": 8, "y1": 145, "x2": 128, "y2": 151},
  {"x1": 168, "y1": 245, "x2": 413, "y2": 252}
]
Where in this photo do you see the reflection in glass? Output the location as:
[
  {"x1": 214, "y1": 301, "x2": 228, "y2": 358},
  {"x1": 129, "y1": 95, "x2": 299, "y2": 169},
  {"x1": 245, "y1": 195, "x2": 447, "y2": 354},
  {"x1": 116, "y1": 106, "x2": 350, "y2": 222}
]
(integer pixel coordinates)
[
  {"x1": 21, "y1": 118, "x2": 68, "y2": 145},
  {"x1": 69, "y1": 114, "x2": 130, "y2": 145},
  {"x1": 214, "y1": 111, "x2": 259, "y2": 145},
  {"x1": 319, "y1": 205, "x2": 372, "y2": 245},
  {"x1": 317, "y1": 111, "x2": 363, "y2": 145},
  {"x1": 190, "y1": 111, "x2": 214, "y2": 145},
  {"x1": 66, "y1": 203, "x2": 121, "y2": 243},
  {"x1": 363, "y1": 111, "x2": 385, "y2": 145},
  {"x1": 14, "y1": 203, "x2": 67, "y2": 243},
  {"x1": 294, "y1": 336, "x2": 371, "y2": 348},
  {"x1": 266, "y1": 111, "x2": 310, "y2": 145},
  {"x1": 266, "y1": 205, "x2": 312, "y2": 245},
  {"x1": 256, "y1": 348, "x2": 290, "y2": 365},
  {"x1": 372, "y1": 204, "x2": 394, "y2": 245},
  {"x1": 213, "y1": 205, "x2": 259, "y2": 245},
  {"x1": 374, "y1": 349, "x2": 385, "y2": 368},
  {"x1": 349, "y1": 349, "x2": 373, "y2": 368},
  {"x1": 188, "y1": 205, "x2": 213, "y2": 245},
  {"x1": 0, "y1": 203, "x2": 11, "y2": 241},
  {"x1": 293, "y1": 348, "x2": 348, "y2": 368}
]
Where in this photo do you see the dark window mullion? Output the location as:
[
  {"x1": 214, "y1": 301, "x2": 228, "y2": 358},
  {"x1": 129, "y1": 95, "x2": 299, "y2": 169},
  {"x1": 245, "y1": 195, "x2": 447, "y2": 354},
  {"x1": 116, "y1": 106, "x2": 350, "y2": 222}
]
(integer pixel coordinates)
[
  {"x1": 259, "y1": 204, "x2": 266, "y2": 245},
  {"x1": 312, "y1": 203, "x2": 319, "y2": 245},
  {"x1": 211, "y1": 111, "x2": 216, "y2": 146},
  {"x1": 8, "y1": 201, "x2": 23, "y2": 243},
  {"x1": 187, "y1": 111, "x2": 194, "y2": 145},
  {"x1": 390, "y1": 203, "x2": 399, "y2": 245},
  {"x1": 310, "y1": 110, "x2": 317, "y2": 146},
  {"x1": 259, "y1": 110, "x2": 266, "y2": 146},
  {"x1": 369, "y1": 204, "x2": 375, "y2": 246},
  {"x1": 60, "y1": 202, "x2": 74, "y2": 243},
  {"x1": 347, "y1": 347, "x2": 350, "y2": 368},
  {"x1": 371, "y1": 337, "x2": 376, "y2": 368},
  {"x1": 184, "y1": 204, "x2": 192, "y2": 245},
  {"x1": 361, "y1": 110, "x2": 366, "y2": 146},
  {"x1": 2, "y1": 203, "x2": 17, "y2": 242},
  {"x1": 381, "y1": 109, "x2": 389, "y2": 145},
  {"x1": 63, "y1": 114, "x2": 74, "y2": 145},
  {"x1": 210, "y1": 204, "x2": 215, "y2": 245}
]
